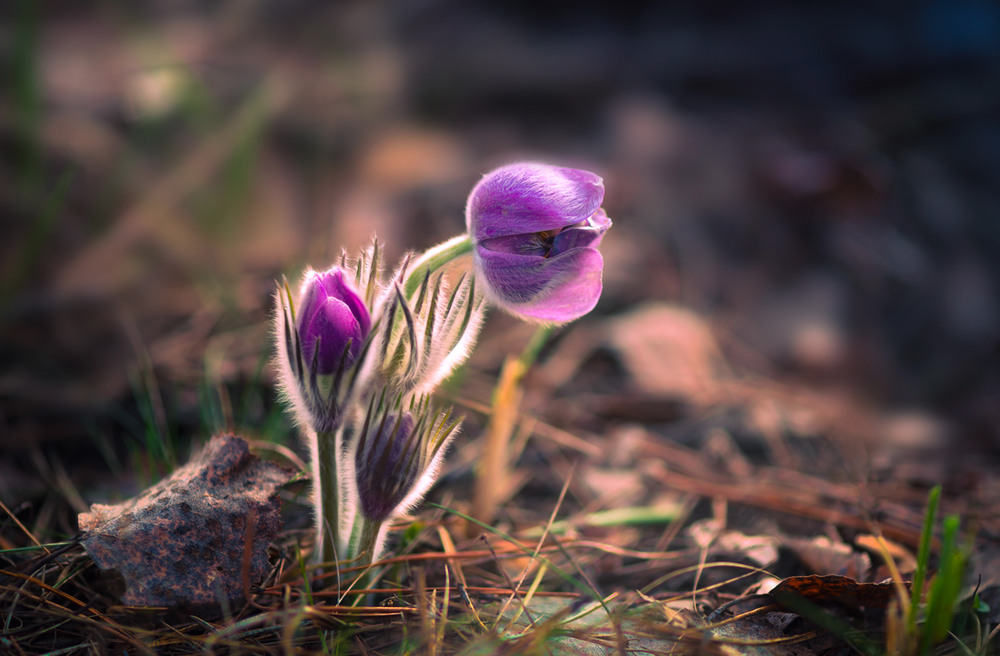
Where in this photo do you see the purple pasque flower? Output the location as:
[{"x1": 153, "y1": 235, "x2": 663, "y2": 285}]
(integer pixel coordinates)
[
  {"x1": 466, "y1": 163, "x2": 611, "y2": 323},
  {"x1": 297, "y1": 268, "x2": 371, "y2": 375}
]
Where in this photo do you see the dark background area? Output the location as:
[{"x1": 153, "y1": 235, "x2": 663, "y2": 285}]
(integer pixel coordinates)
[{"x1": 2, "y1": 0, "x2": 1000, "y2": 517}]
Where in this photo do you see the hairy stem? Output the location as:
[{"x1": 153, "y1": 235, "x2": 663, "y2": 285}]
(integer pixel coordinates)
[
  {"x1": 346, "y1": 513, "x2": 384, "y2": 598},
  {"x1": 316, "y1": 429, "x2": 340, "y2": 567},
  {"x1": 403, "y1": 234, "x2": 473, "y2": 298}
]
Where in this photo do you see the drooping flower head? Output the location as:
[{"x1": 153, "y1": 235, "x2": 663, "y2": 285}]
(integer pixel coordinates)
[{"x1": 466, "y1": 163, "x2": 611, "y2": 323}]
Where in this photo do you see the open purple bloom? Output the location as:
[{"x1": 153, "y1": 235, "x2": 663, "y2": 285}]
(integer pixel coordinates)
[
  {"x1": 297, "y1": 268, "x2": 371, "y2": 375},
  {"x1": 466, "y1": 163, "x2": 611, "y2": 323}
]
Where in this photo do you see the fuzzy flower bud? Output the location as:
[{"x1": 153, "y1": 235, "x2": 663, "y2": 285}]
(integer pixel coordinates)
[
  {"x1": 274, "y1": 265, "x2": 373, "y2": 435},
  {"x1": 369, "y1": 257, "x2": 486, "y2": 396},
  {"x1": 298, "y1": 269, "x2": 371, "y2": 374},
  {"x1": 466, "y1": 162, "x2": 611, "y2": 323},
  {"x1": 354, "y1": 412, "x2": 418, "y2": 523},
  {"x1": 348, "y1": 396, "x2": 460, "y2": 525}
]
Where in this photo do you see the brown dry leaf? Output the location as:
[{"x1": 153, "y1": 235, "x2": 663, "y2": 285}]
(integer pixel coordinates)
[
  {"x1": 79, "y1": 434, "x2": 293, "y2": 611},
  {"x1": 688, "y1": 519, "x2": 779, "y2": 568},
  {"x1": 853, "y1": 533, "x2": 915, "y2": 576},
  {"x1": 636, "y1": 593, "x2": 827, "y2": 656},
  {"x1": 707, "y1": 615, "x2": 827, "y2": 656},
  {"x1": 606, "y1": 303, "x2": 727, "y2": 402},
  {"x1": 784, "y1": 534, "x2": 872, "y2": 580},
  {"x1": 770, "y1": 574, "x2": 901, "y2": 610},
  {"x1": 966, "y1": 540, "x2": 1000, "y2": 611}
]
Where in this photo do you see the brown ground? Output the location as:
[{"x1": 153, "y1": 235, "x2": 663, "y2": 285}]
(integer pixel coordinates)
[{"x1": 2, "y1": 2, "x2": 999, "y2": 653}]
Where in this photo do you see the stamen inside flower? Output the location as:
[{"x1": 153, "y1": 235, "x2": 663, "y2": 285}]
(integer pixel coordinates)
[
  {"x1": 480, "y1": 212, "x2": 609, "y2": 260},
  {"x1": 535, "y1": 229, "x2": 559, "y2": 258}
]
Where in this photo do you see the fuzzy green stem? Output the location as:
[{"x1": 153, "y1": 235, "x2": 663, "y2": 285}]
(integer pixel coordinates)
[
  {"x1": 348, "y1": 515, "x2": 383, "y2": 565},
  {"x1": 517, "y1": 324, "x2": 554, "y2": 371},
  {"x1": 316, "y1": 430, "x2": 340, "y2": 567},
  {"x1": 403, "y1": 234, "x2": 473, "y2": 298},
  {"x1": 346, "y1": 513, "x2": 384, "y2": 597}
]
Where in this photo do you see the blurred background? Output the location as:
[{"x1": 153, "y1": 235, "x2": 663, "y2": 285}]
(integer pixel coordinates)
[{"x1": 2, "y1": 1, "x2": 1000, "y2": 518}]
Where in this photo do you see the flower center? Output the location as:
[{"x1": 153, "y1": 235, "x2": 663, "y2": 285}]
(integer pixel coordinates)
[{"x1": 535, "y1": 229, "x2": 559, "y2": 258}]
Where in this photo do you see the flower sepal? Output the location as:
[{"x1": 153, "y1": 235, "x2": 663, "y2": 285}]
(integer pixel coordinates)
[{"x1": 370, "y1": 257, "x2": 487, "y2": 396}]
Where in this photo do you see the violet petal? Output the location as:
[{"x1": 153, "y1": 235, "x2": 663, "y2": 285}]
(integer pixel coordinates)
[
  {"x1": 550, "y1": 209, "x2": 612, "y2": 256},
  {"x1": 297, "y1": 269, "x2": 371, "y2": 375},
  {"x1": 475, "y1": 246, "x2": 605, "y2": 323},
  {"x1": 466, "y1": 163, "x2": 604, "y2": 241}
]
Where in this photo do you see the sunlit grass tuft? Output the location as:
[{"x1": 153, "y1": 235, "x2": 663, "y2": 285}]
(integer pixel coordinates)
[{"x1": 881, "y1": 485, "x2": 975, "y2": 655}]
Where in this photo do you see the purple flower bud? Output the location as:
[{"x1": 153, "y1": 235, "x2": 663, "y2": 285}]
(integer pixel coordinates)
[
  {"x1": 353, "y1": 412, "x2": 420, "y2": 523},
  {"x1": 466, "y1": 163, "x2": 612, "y2": 323},
  {"x1": 349, "y1": 397, "x2": 460, "y2": 526},
  {"x1": 297, "y1": 268, "x2": 371, "y2": 375}
]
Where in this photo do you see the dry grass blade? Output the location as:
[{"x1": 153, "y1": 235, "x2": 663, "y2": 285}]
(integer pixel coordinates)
[
  {"x1": 1, "y1": 565, "x2": 154, "y2": 654},
  {"x1": 0, "y1": 499, "x2": 44, "y2": 551}
]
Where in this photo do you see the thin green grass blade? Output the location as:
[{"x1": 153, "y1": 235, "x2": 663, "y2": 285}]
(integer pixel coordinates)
[
  {"x1": 908, "y1": 485, "x2": 940, "y2": 634},
  {"x1": 921, "y1": 514, "x2": 965, "y2": 652}
]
